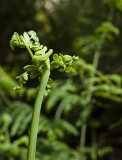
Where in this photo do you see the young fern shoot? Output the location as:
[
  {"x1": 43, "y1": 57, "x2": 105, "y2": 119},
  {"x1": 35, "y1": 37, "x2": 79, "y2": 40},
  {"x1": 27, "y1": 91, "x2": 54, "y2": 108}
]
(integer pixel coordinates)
[{"x1": 10, "y1": 30, "x2": 79, "y2": 160}]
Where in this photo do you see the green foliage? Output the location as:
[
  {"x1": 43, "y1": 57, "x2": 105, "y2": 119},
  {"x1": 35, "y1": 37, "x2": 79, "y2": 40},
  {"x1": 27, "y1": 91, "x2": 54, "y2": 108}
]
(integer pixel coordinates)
[
  {"x1": 51, "y1": 54, "x2": 79, "y2": 73},
  {"x1": 83, "y1": 74, "x2": 122, "y2": 102},
  {"x1": 38, "y1": 117, "x2": 78, "y2": 140},
  {"x1": 74, "y1": 20, "x2": 120, "y2": 56},
  {"x1": 1, "y1": 1, "x2": 122, "y2": 160},
  {"x1": 98, "y1": 146, "x2": 113, "y2": 157},
  {"x1": 0, "y1": 99, "x2": 81, "y2": 160},
  {"x1": 36, "y1": 138, "x2": 84, "y2": 160},
  {"x1": 0, "y1": 67, "x2": 17, "y2": 98},
  {"x1": 0, "y1": 101, "x2": 32, "y2": 136},
  {"x1": 0, "y1": 101, "x2": 30, "y2": 159},
  {"x1": 10, "y1": 32, "x2": 25, "y2": 50},
  {"x1": 9, "y1": 30, "x2": 79, "y2": 160},
  {"x1": 74, "y1": 35, "x2": 100, "y2": 56},
  {"x1": 46, "y1": 80, "x2": 77, "y2": 112},
  {"x1": 95, "y1": 21, "x2": 120, "y2": 36},
  {"x1": 0, "y1": 66, "x2": 37, "y2": 102},
  {"x1": 45, "y1": 56, "x2": 122, "y2": 159},
  {"x1": 10, "y1": 31, "x2": 78, "y2": 90},
  {"x1": 14, "y1": 72, "x2": 28, "y2": 90}
]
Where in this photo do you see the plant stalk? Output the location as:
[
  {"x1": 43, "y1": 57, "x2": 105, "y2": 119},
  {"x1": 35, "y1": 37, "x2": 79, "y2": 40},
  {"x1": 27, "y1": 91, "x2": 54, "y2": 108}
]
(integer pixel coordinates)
[
  {"x1": 80, "y1": 123, "x2": 87, "y2": 147},
  {"x1": 80, "y1": 7, "x2": 114, "y2": 147},
  {"x1": 27, "y1": 69, "x2": 50, "y2": 160},
  {"x1": 80, "y1": 31, "x2": 107, "y2": 148}
]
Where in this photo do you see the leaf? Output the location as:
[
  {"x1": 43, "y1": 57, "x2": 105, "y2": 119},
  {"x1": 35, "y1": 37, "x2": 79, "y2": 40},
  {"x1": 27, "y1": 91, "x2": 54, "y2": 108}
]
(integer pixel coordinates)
[
  {"x1": 74, "y1": 35, "x2": 99, "y2": 55},
  {"x1": 53, "y1": 54, "x2": 65, "y2": 67},
  {"x1": 13, "y1": 85, "x2": 21, "y2": 90},
  {"x1": 30, "y1": 70, "x2": 40, "y2": 79},
  {"x1": 50, "y1": 61, "x2": 59, "y2": 70},
  {"x1": 24, "y1": 65, "x2": 35, "y2": 72},
  {"x1": 14, "y1": 72, "x2": 29, "y2": 90},
  {"x1": 46, "y1": 49, "x2": 53, "y2": 56},
  {"x1": 72, "y1": 56, "x2": 79, "y2": 61},
  {"x1": 65, "y1": 66, "x2": 75, "y2": 73},
  {"x1": 95, "y1": 21, "x2": 120, "y2": 36},
  {"x1": 61, "y1": 54, "x2": 72, "y2": 62},
  {"x1": 23, "y1": 72, "x2": 28, "y2": 81},
  {"x1": 10, "y1": 32, "x2": 24, "y2": 50},
  {"x1": 33, "y1": 49, "x2": 53, "y2": 62},
  {"x1": 59, "y1": 120, "x2": 79, "y2": 136},
  {"x1": 110, "y1": 74, "x2": 121, "y2": 86},
  {"x1": 98, "y1": 146, "x2": 113, "y2": 157},
  {"x1": 59, "y1": 68, "x2": 65, "y2": 72},
  {"x1": 23, "y1": 32, "x2": 30, "y2": 42},
  {"x1": 28, "y1": 30, "x2": 39, "y2": 42},
  {"x1": 35, "y1": 49, "x2": 43, "y2": 56},
  {"x1": 52, "y1": 54, "x2": 78, "y2": 73},
  {"x1": 42, "y1": 46, "x2": 48, "y2": 53},
  {"x1": 33, "y1": 55, "x2": 47, "y2": 61},
  {"x1": 31, "y1": 44, "x2": 43, "y2": 51},
  {"x1": 53, "y1": 54, "x2": 59, "y2": 61}
]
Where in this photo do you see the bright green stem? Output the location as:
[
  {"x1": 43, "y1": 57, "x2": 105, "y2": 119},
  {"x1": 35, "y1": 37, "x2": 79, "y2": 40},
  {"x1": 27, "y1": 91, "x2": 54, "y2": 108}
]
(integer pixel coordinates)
[{"x1": 27, "y1": 69, "x2": 50, "y2": 160}]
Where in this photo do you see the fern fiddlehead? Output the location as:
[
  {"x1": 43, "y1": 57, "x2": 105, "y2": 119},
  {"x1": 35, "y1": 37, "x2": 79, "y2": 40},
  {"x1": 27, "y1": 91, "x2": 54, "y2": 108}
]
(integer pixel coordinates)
[{"x1": 10, "y1": 30, "x2": 79, "y2": 160}]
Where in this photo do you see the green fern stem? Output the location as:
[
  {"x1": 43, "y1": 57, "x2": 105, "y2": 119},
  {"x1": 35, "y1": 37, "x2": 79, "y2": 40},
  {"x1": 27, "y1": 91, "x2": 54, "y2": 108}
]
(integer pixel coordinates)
[
  {"x1": 80, "y1": 33, "x2": 106, "y2": 148},
  {"x1": 27, "y1": 69, "x2": 50, "y2": 160},
  {"x1": 9, "y1": 30, "x2": 78, "y2": 160},
  {"x1": 80, "y1": 7, "x2": 114, "y2": 148}
]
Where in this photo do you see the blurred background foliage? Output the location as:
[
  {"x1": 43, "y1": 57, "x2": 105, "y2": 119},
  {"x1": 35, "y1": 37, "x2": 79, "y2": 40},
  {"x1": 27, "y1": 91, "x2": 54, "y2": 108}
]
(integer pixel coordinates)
[{"x1": 0, "y1": 0, "x2": 122, "y2": 160}]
